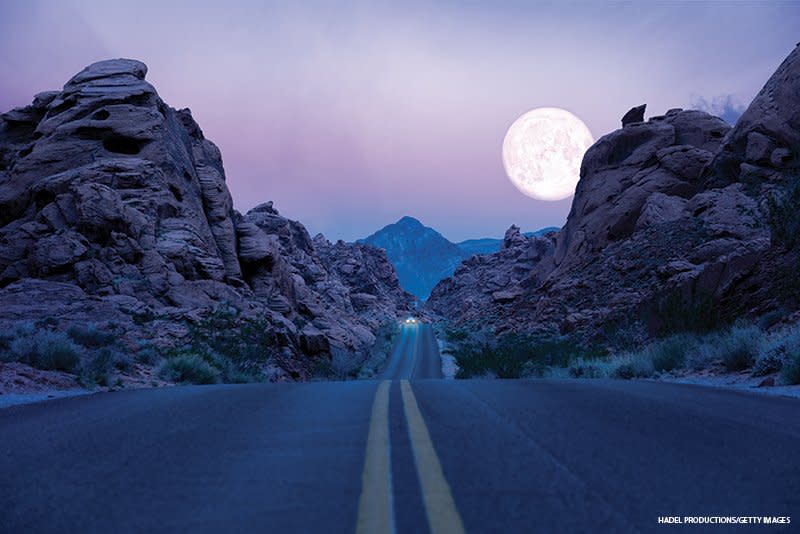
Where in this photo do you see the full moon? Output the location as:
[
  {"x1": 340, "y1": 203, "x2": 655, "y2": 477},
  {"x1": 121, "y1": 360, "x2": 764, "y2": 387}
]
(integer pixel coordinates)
[{"x1": 502, "y1": 107, "x2": 594, "y2": 201}]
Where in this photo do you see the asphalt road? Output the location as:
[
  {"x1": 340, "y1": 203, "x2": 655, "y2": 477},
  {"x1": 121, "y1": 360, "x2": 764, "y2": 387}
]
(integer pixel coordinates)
[{"x1": 1, "y1": 323, "x2": 798, "y2": 533}]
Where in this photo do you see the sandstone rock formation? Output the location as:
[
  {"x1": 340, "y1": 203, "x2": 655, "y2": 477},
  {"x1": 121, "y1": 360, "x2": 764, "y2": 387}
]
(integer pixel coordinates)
[
  {"x1": 428, "y1": 44, "x2": 800, "y2": 343},
  {"x1": 621, "y1": 104, "x2": 646, "y2": 126},
  {"x1": 0, "y1": 59, "x2": 413, "y2": 381},
  {"x1": 427, "y1": 226, "x2": 554, "y2": 329}
]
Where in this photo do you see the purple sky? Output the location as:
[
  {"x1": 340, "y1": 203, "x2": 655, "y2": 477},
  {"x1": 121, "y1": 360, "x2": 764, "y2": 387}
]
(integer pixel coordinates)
[{"x1": 2, "y1": 1, "x2": 799, "y2": 242}]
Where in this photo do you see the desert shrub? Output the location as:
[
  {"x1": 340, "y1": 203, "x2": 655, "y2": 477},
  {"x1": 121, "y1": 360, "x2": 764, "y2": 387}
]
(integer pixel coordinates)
[
  {"x1": 8, "y1": 327, "x2": 81, "y2": 372},
  {"x1": 455, "y1": 334, "x2": 594, "y2": 379},
  {"x1": 205, "y1": 351, "x2": 258, "y2": 383},
  {"x1": 780, "y1": 352, "x2": 800, "y2": 385},
  {"x1": 684, "y1": 339, "x2": 720, "y2": 370},
  {"x1": 768, "y1": 176, "x2": 800, "y2": 250},
  {"x1": 159, "y1": 304, "x2": 281, "y2": 384},
  {"x1": 760, "y1": 324, "x2": 800, "y2": 383},
  {"x1": 645, "y1": 334, "x2": 695, "y2": 372},
  {"x1": 611, "y1": 355, "x2": 655, "y2": 379},
  {"x1": 520, "y1": 359, "x2": 546, "y2": 378},
  {"x1": 715, "y1": 325, "x2": 762, "y2": 371},
  {"x1": 652, "y1": 291, "x2": 721, "y2": 336},
  {"x1": 112, "y1": 350, "x2": 133, "y2": 372},
  {"x1": 327, "y1": 348, "x2": 363, "y2": 380},
  {"x1": 567, "y1": 359, "x2": 605, "y2": 378},
  {"x1": 81, "y1": 348, "x2": 115, "y2": 386},
  {"x1": 160, "y1": 354, "x2": 220, "y2": 385},
  {"x1": 134, "y1": 342, "x2": 162, "y2": 365},
  {"x1": 187, "y1": 305, "x2": 275, "y2": 366},
  {"x1": 602, "y1": 318, "x2": 649, "y2": 352},
  {"x1": 67, "y1": 323, "x2": 116, "y2": 348},
  {"x1": 445, "y1": 329, "x2": 469, "y2": 343},
  {"x1": 753, "y1": 349, "x2": 786, "y2": 376},
  {"x1": 455, "y1": 343, "x2": 525, "y2": 379}
]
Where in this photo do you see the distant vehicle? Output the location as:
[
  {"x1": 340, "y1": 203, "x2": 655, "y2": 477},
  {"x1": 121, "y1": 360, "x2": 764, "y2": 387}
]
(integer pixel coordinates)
[{"x1": 404, "y1": 317, "x2": 418, "y2": 325}]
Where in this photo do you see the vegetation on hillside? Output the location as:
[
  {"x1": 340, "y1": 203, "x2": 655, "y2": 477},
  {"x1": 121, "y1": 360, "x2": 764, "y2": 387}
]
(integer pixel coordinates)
[{"x1": 447, "y1": 321, "x2": 800, "y2": 386}]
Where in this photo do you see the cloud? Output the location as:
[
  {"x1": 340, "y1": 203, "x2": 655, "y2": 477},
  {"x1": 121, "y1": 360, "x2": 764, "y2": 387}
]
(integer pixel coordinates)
[{"x1": 690, "y1": 94, "x2": 747, "y2": 125}]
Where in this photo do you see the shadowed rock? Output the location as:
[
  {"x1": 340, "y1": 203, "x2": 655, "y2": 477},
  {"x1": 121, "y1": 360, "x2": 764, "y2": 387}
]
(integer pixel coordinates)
[
  {"x1": 0, "y1": 58, "x2": 414, "y2": 380},
  {"x1": 621, "y1": 104, "x2": 646, "y2": 126}
]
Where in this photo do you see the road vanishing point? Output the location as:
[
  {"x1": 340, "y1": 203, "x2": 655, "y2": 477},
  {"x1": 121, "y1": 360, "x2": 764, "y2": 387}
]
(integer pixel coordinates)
[{"x1": 1, "y1": 323, "x2": 798, "y2": 532}]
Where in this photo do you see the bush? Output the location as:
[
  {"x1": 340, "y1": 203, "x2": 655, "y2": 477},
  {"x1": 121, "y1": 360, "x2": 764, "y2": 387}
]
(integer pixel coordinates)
[
  {"x1": 780, "y1": 352, "x2": 800, "y2": 385},
  {"x1": 684, "y1": 340, "x2": 720, "y2": 370},
  {"x1": 81, "y1": 348, "x2": 115, "y2": 386},
  {"x1": 455, "y1": 342, "x2": 525, "y2": 379},
  {"x1": 160, "y1": 354, "x2": 220, "y2": 384},
  {"x1": 134, "y1": 343, "x2": 162, "y2": 365},
  {"x1": 8, "y1": 327, "x2": 81, "y2": 372},
  {"x1": 453, "y1": 334, "x2": 592, "y2": 379},
  {"x1": 67, "y1": 323, "x2": 116, "y2": 348},
  {"x1": 753, "y1": 349, "x2": 786, "y2": 376},
  {"x1": 762, "y1": 324, "x2": 800, "y2": 384},
  {"x1": 768, "y1": 177, "x2": 800, "y2": 251},
  {"x1": 187, "y1": 305, "x2": 275, "y2": 365},
  {"x1": 567, "y1": 359, "x2": 605, "y2": 378},
  {"x1": 611, "y1": 356, "x2": 655, "y2": 379},
  {"x1": 717, "y1": 325, "x2": 762, "y2": 371},
  {"x1": 520, "y1": 359, "x2": 546, "y2": 378},
  {"x1": 646, "y1": 334, "x2": 694, "y2": 372},
  {"x1": 653, "y1": 291, "x2": 721, "y2": 336},
  {"x1": 445, "y1": 329, "x2": 469, "y2": 343}
]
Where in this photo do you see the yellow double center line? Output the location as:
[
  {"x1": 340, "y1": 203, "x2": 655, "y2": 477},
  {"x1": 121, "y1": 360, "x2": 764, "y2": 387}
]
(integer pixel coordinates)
[
  {"x1": 357, "y1": 381, "x2": 393, "y2": 534},
  {"x1": 357, "y1": 380, "x2": 465, "y2": 534}
]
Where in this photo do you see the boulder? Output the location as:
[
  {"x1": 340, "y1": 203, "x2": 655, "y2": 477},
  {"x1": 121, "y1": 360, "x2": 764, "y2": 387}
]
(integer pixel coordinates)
[
  {"x1": 709, "y1": 43, "x2": 800, "y2": 186},
  {"x1": 621, "y1": 104, "x2": 646, "y2": 126}
]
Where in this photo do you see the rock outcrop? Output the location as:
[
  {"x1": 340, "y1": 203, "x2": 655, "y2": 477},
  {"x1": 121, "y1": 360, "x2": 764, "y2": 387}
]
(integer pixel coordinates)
[
  {"x1": 427, "y1": 44, "x2": 800, "y2": 343},
  {"x1": 621, "y1": 104, "x2": 646, "y2": 126},
  {"x1": 427, "y1": 226, "x2": 554, "y2": 330},
  {"x1": 0, "y1": 59, "x2": 413, "y2": 380}
]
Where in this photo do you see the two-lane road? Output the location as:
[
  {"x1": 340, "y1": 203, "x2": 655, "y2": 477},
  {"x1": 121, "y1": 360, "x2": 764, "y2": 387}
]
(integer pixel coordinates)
[
  {"x1": 378, "y1": 322, "x2": 442, "y2": 380},
  {"x1": 1, "y1": 323, "x2": 798, "y2": 532}
]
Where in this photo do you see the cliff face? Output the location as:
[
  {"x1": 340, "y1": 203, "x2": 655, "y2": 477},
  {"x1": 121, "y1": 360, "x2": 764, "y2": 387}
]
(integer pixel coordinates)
[
  {"x1": 427, "y1": 44, "x2": 800, "y2": 341},
  {"x1": 0, "y1": 59, "x2": 412, "y2": 380},
  {"x1": 427, "y1": 226, "x2": 554, "y2": 327}
]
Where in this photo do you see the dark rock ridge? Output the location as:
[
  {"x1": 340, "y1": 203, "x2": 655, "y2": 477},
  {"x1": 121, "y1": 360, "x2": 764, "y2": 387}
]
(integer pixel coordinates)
[
  {"x1": 0, "y1": 58, "x2": 413, "y2": 380},
  {"x1": 621, "y1": 104, "x2": 646, "y2": 126},
  {"x1": 456, "y1": 227, "x2": 559, "y2": 257},
  {"x1": 360, "y1": 215, "x2": 557, "y2": 300},
  {"x1": 427, "y1": 44, "x2": 800, "y2": 341}
]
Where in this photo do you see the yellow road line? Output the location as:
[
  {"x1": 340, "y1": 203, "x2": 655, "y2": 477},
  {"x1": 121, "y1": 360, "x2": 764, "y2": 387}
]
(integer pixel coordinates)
[
  {"x1": 400, "y1": 380, "x2": 466, "y2": 534},
  {"x1": 356, "y1": 380, "x2": 394, "y2": 534}
]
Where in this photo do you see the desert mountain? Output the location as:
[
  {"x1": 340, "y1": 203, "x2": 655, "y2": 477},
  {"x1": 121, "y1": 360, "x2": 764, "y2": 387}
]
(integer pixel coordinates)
[
  {"x1": 360, "y1": 216, "x2": 557, "y2": 300},
  {"x1": 428, "y1": 44, "x2": 800, "y2": 342},
  {"x1": 0, "y1": 59, "x2": 413, "y2": 381}
]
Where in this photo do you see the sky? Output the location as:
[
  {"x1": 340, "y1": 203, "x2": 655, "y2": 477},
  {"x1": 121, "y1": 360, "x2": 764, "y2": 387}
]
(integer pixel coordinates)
[{"x1": 1, "y1": 1, "x2": 799, "y2": 242}]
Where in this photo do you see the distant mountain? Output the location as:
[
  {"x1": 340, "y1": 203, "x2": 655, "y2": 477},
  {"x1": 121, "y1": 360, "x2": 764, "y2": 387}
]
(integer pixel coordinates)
[
  {"x1": 359, "y1": 217, "x2": 558, "y2": 300},
  {"x1": 359, "y1": 217, "x2": 464, "y2": 301},
  {"x1": 457, "y1": 227, "x2": 559, "y2": 257}
]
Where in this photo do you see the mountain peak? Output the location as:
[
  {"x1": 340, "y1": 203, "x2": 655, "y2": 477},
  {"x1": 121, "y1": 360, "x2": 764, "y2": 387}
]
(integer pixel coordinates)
[{"x1": 396, "y1": 215, "x2": 424, "y2": 228}]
